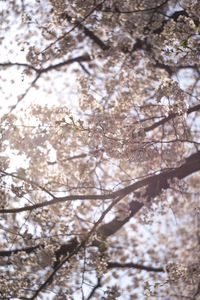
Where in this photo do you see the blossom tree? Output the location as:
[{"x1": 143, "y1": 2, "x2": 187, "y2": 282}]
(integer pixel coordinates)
[{"x1": 0, "y1": 0, "x2": 200, "y2": 299}]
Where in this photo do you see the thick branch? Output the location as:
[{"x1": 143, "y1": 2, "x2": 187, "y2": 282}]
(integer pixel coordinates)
[
  {"x1": 98, "y1": 151, "x2": 200, "y2": 238},
  {"x1": 99, "y1": 0, "x2": 168, "y2": 14},
  {"x1": 0, "y1": 54, "x2": 91, "y2": 74},
  {"x1": 60, "y1": 12, "x2": 109, "y2": 51},
  {"x1": 0, "y1": 244, "x2": 41, "y2": 257},
  {"x1": 1, "y1": 152, "x2": 199, "y2": 300},
  {"x1": 39, "y1": 54, "x2": 91, "y2": 73},
  {"x1": 153, "y1": 10, "x2": 199, "y2": 34},
  {"x1": 141, "y1": 104, "x2": 200, "y2": 135},
  {"x1": 0, "y1": 193, "x2": 113, "y2": 214},
  {"x1": 1, "y1": 151, "x2": 200, "y2": 214},
  {"x1": 2, "y1": 152, "x2": 199, "y2": 265},
  {"x1": 107, "y1": 262, "x2": 164, "y2": 272}
]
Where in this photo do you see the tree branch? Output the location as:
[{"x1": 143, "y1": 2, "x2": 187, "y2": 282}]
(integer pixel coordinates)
[
  {"x1": 9, "y1": 73, "x2": 41, "y2": 113},
  {"x1": 3, "y1": 152, "x2": 198, "y2": 263},
  {"x1": 99, "y1": 0, "x2": 168, "y2": 14},
  {"x1": 1, "y1": 152, "x2": 199, "y2": 215},
  {"x1": 39, "y1": 54, "x2": 91, "y2": 73},
  {"x1": 41, "y1": 0, "x2": 107, "y2": 54},
  {"x1": 29, "y1": 195, "x2": 123, "y2": 299},
  {"x1": 107, "y1": 262, "x2": 164, "y2": 272},
  {"x1": 60, "y1": 11, "x2": 109, "y2": 51},
  {"x1": 86, "y1": 277, "x2": 101, "y2": 300},
  {"x1": 0, "y1": 54, "x2": 91, "y2": 75},
  {"x1": 97, "y1": 151, "x2": 200, "y2": 238},
  {"x1": 153, "y1": 10, "x2": 199, "y2": 34},
  {"x1": 0, "y1": 244, "x2": 41, "y2": 257},
  {"x1": 140, "y1": 104, "x2": 200, "y2": 135},
  {"x1": 0, "y1": 62, "x2": 38, "y2": 71},
  {"x1": 1, "y1": 54, "x2": 91, "y2": 112},
  {"x1": 1, "y1": 152, "x2": 199, "y2": 299}
]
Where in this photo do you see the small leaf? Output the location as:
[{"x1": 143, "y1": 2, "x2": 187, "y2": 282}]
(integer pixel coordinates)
[
  {"x1": 180, "y1": 40, "x2": 188, "y2": 48},
  {"x1": 154, "y1": 282, "x2": 159, "y2": 288}
]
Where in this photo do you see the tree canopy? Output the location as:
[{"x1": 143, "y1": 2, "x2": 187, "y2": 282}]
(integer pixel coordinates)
[{"x1": 0, "y1": 0, "x2": 200, "y2": 299}]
